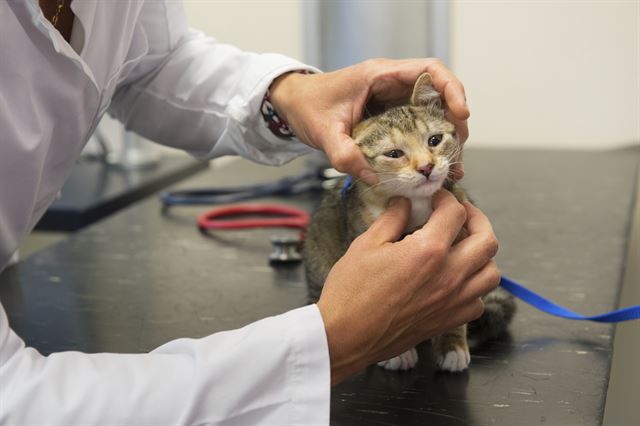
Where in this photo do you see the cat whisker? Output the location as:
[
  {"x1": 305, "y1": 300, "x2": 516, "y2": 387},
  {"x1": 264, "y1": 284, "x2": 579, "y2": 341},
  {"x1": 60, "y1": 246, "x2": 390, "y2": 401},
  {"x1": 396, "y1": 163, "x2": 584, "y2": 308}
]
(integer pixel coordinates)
[
  {"x1": 446, "y1": 170, "x2": 464, "y2": 180},
  {"x1": 359, "y1": 176, "x2": 418, "y2": 197},
  {"x1": 360, "y1": 176, "x2": 422, "y2": 195},
  {"x1": 445, "y1": 152, "x2": 463, "y2": 162},
  {"x1": 348, "y1": 173, "x2": 401, "y2": 187},
  {"x1": 358, "y1": 178, "x2": 404, "y2": 196},
  {"x1": 445, "y1": 146, "x2": 463, "y2": 160}
]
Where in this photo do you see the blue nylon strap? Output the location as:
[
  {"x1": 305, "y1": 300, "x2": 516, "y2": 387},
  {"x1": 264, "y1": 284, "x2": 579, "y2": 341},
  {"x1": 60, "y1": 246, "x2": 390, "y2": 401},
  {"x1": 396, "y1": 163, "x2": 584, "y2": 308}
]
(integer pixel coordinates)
[
  {"x1": 500, "y1": 276, "x2": 640, "y2": 323},
  {"x1": 340, "y1": 175, "x2": 638, "y2": 323},
  {"x1": 341, "y1": 175, "x2": 353, "y2": 199}
]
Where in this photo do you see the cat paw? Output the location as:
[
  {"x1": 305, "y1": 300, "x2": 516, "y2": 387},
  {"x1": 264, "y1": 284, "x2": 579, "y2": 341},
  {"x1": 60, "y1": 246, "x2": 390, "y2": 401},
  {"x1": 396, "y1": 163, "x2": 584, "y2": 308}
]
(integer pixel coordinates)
[
  {"x1": 377, "y1": 348, "x2": 418, "y2": 371},
  {"x1": 437, "y1": 347, "x2": 471, "y2": 372}
]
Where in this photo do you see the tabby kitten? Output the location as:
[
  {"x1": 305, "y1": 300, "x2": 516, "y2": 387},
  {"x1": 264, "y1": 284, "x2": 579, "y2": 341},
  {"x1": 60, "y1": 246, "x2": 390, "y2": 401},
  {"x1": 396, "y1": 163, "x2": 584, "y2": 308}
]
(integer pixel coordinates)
[{"x1": 303, "y1": 73, "x2": 515, "y2": 372}]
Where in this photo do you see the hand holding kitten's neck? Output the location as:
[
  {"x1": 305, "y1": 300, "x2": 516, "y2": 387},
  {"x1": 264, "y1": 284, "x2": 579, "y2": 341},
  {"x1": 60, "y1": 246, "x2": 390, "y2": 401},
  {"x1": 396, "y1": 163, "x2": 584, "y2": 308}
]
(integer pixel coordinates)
[{"x1": 355, "y1": 180, "x2": 435, "y2": 234}]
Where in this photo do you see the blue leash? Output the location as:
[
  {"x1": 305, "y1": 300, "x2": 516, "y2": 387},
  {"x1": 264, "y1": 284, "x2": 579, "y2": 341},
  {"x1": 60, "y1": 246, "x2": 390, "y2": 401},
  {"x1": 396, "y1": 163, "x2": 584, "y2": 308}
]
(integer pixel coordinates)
[
  {"x1": 500, "y1": 276, "x2": 640, "y2": 323},
  {"x1": 341, "y1": 175, "x2": 353, "y2": 198},
  {"x1": 341, "y1": 176, "x2": 639, "y2": 323}
]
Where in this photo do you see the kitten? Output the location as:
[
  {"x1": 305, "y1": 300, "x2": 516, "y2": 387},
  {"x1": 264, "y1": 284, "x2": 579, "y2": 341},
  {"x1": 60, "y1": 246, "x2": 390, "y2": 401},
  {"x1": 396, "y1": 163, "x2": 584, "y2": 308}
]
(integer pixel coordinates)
[{"x1": 303, "y1": 73, "x2": 515, "y2": 372}]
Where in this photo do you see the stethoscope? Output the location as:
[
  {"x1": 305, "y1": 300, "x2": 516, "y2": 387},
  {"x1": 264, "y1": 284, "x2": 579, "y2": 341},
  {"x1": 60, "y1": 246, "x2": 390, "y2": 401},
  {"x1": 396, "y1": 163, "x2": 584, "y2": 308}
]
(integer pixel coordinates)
[
  {"x1": 159, "y1": 169, "x2": 333, "y2": 206},
  {"x1": 160, "y1": 168, "x2": 341, "y2": 264},
  {"x1": 160, "y1": 170, "x2": 640, "y2": 322},
  {"x1": 196, "y1": 203, "x2": 310, "y2": 264}
]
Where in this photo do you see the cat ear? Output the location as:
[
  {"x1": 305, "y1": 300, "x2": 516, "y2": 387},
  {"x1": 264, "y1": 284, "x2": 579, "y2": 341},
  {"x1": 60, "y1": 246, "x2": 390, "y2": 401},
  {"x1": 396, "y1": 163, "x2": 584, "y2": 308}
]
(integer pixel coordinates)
[{"x1": 410, "y1": 73, "x2": 443, "y2": 112}]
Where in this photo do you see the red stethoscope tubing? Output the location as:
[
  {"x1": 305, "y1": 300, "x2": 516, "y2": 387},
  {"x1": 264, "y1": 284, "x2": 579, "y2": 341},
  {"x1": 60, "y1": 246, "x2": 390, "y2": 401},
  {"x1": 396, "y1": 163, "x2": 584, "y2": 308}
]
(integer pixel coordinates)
[{"x1": 197, "y1": 204, "x2": 310, "y2": 231}]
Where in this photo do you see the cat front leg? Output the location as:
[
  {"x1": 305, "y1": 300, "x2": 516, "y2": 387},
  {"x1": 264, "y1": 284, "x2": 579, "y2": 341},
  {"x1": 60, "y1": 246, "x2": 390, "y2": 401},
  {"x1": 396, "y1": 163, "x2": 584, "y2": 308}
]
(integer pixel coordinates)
[
  {"x1": 432, "y1": 324, "x2": 470, "y2": 372},
  {"x1": 377, "y1": 347, "x2": 418, "y2": 371}
]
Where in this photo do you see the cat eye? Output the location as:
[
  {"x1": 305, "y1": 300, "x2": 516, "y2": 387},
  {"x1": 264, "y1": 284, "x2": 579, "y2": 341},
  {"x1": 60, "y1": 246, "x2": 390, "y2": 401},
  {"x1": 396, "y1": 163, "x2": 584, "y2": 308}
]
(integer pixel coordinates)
[
  {"x1": 428, "y1": 134, "x2": 443, "y2": 147},
  {"x1": 384, "y1": 149, "x2": 405, "y2": 159}
]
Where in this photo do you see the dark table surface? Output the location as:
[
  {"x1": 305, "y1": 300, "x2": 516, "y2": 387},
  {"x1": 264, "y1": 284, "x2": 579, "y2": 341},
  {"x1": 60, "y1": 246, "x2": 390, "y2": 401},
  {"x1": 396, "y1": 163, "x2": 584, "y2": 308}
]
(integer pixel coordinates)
[
  {"x1": 35, "y1": 156, "x2": 208, "y2": 231},
  {"x1": 1, "y1": 148, "x2": 638, "y2": 425}
]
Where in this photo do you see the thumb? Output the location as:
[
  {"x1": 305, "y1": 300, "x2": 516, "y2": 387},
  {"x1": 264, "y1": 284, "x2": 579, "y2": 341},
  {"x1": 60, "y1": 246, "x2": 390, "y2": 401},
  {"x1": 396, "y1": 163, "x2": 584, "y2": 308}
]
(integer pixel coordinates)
[
  {"x1": 325, "y1": 133, "x2": 378, "y2": 186},
  {"x1": 364, "y1": 197, "x2": 411, "y2": 245}
]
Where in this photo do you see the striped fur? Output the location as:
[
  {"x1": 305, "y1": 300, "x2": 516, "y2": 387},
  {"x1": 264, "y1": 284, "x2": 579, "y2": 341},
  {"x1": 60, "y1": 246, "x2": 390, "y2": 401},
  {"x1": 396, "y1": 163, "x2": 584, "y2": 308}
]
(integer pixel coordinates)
[{"x1": 303, "y1": 73, "x2": 514, "y2": 372}]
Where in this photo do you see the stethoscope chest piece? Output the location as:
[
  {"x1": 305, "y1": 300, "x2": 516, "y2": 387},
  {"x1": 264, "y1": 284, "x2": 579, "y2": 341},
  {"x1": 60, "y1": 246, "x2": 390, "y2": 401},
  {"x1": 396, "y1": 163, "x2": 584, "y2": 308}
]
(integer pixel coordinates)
[{"x1": 269, "y1": 236, "x2": 303, "y2": 265}]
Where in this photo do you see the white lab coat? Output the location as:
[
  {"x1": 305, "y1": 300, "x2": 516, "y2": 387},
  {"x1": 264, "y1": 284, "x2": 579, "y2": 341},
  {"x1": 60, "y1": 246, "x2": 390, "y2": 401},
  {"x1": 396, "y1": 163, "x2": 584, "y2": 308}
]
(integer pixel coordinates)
[{"x1": 0, "y1": 1, "x2": 329, "y2": 424}]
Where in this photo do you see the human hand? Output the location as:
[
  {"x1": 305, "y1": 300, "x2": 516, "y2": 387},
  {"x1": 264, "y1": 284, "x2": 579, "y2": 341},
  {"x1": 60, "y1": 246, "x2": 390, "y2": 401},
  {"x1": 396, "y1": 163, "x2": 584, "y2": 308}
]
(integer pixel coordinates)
[
  {"x1": 269, "y1": 58, "x2": 470, "y2": 184},
  {"x1": 316, "y1": 191, "x2": 499, "y2": 385}
]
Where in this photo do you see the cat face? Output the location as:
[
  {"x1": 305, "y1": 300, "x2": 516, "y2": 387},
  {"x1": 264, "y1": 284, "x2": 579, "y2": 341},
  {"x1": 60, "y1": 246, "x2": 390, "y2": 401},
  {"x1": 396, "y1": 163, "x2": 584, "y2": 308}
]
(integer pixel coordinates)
[{"x1": 353, "y1": 73, "x2": 460, "y2": 199}]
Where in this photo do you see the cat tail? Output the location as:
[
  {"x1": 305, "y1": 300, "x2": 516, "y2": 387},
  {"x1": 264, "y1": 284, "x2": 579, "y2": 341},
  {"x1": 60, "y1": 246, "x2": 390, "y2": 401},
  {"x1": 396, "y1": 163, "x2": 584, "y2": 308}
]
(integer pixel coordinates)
[{"x1": 467, "y1": 287, "x2": 517, "y2": 348}]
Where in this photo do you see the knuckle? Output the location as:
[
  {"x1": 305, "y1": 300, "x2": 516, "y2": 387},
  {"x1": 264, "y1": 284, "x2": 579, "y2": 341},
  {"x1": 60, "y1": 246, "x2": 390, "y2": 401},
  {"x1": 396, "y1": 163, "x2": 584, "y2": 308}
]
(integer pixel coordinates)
[
  {"x1": 484, "y1": 235, "x2": 499, "y2": 258},
  {"x1": 421, "y1": 237, "x2": 444, "y2": 256},
  {"x1": 441, "y1": 266, "x2": 465, "y2": 291},
  {"x1": 404, "y1": 235, "x2": 448, "y2": 272},
  {"x1": 453, "y1": 202, "x2": 467, "y2": 223},
  {"x1": 350, "y1": 233, "x2": 369, "y2": 250},
  {"x1": 472, "y1": 299, "x2": 485, "y2": 320},
  {"x1": 329, "y1": 150, "x2": 353, "y2": 172},
  {"x1": 429, "y1": 57, "x2": 444, "y2": 67},
  {"x1": 452, "y1": 269, "x2": 467, "y2": 289},
  {"x1": 487, "y1": 263, "x2": 501, "y2": 289},
  {"x1": 444, "y1": 275, "x2": 462, "y2": 296},
  {"x1": 362, "y1": 58, "x2": 385, "y2": 73},
  {"x1": 372, "y1": 57, "x2": 387, "y2": 67},
  {"x1": 425, "y1": 241, "x2": 448, "y2": 264}
]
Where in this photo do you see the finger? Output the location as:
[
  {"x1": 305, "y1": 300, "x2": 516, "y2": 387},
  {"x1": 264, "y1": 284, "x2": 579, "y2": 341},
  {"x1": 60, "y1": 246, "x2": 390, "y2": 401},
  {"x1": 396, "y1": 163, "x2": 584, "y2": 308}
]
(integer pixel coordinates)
[
  {"x1": 448, "y1": 207, "x2": 499, "y2": 279},
  {"x1": 424, "y1": 61, "x2": 470, "y2": 121},
  {"x1": 417, "y1": 298, "x2": 485, "y2": 339},
  {"x1": 324, "y1": 133, "x2": 378, "y2": 186},
  {"x1": 456, "y1": 260, "x2": 501, "y2": 303},
  {"x1": 448, "y1": 299, "x2": 486, "y2": 327},
  {"x1": 375, "y1": 59, "x2": 470, "y2": 120},
  {"x1": 364, "y1": 197, "x2": 411, "y2": 245},
  {"x1": 407, "y1": 190, "x2": 467, "y2": 248},
  {"x1": 441, "y1": 79, "x2": 469, "y2": 121},
  {"x1": 445, "y1": 112, "x2": 469, "y2": 144},
  {"x1": 462, "y1": 203, "x2": 499, "y2": 253}
]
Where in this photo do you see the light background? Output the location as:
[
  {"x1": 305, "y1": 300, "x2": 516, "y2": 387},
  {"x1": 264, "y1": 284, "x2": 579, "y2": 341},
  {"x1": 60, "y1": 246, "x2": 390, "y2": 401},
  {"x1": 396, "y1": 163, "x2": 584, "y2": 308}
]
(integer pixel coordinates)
[{"x1": 176, "y1": 0, "x2": 640, "y2": 151}]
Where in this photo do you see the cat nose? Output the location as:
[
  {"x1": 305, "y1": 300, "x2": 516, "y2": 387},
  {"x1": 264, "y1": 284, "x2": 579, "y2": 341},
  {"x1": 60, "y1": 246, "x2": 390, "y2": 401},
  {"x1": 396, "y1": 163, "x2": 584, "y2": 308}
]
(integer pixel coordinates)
[{"x1": 417, "y1": 164, "x2": 434, "y2": 178}]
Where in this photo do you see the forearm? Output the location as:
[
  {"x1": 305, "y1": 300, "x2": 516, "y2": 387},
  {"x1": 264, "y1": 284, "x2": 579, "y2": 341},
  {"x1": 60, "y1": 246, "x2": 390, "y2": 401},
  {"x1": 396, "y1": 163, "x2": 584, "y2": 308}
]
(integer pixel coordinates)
[
  {"x1": 108, "y1": 3, "x2": 319, "y2": 165},
  {"x1": 0, "y1": 303, "x2": 330, "y2": 425}
]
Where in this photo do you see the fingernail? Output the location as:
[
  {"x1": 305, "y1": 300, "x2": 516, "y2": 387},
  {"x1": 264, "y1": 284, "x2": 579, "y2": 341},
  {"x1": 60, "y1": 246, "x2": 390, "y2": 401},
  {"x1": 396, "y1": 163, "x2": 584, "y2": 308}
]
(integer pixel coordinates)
[
  {"x1": 457, "y1": 98, "x2": 470, "y2": 119},
  {"x1": 359, "y1": 169, "x2": 377, "y2": 185}
]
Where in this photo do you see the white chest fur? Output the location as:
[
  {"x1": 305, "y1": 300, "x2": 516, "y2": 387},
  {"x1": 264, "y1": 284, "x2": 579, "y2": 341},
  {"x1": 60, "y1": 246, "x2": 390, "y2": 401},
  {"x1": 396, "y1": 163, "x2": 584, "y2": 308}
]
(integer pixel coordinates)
[
  {"x1": 407, "y1": 196, "x2": 433, "y2": 233},
  {"x1": 365, "y1": 196, "x2": 433, "y2": 234}
]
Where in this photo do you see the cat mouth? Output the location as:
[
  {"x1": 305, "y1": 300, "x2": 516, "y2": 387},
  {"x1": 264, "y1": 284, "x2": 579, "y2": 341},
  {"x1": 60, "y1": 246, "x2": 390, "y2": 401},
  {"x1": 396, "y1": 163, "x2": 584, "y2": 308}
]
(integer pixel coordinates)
[{"x1": 416, "y1": 175, "x2": 445, "y2": 188}]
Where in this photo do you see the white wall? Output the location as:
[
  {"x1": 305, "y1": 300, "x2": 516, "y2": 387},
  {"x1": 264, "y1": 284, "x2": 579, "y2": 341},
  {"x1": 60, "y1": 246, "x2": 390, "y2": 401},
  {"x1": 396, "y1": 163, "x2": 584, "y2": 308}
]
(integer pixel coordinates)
[
  {"x1": 103, "y1": 1, "x2": 640, "y2": 152},
  {"x1": 183, "y1": 0, "x2": 304, "y2": 60},
  {"x1": 450, "y1": 0, "x2": 640, "y2": 150}
]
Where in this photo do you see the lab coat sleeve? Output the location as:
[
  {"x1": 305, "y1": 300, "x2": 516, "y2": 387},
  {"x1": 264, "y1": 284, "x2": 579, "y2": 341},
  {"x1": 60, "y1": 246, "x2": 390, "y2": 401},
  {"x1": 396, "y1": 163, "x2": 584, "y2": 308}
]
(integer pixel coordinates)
[
  {"x1": 108, "y1": 1, "x2": 319, "y2": 166},
  {"x1": 0, "y1": 302, "x2": 330, "y2": 425}
]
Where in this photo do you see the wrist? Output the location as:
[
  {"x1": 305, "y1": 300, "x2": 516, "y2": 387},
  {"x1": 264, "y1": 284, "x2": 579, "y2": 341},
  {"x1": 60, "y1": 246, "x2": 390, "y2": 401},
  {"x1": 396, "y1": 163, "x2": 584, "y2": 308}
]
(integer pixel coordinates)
[
  {"x1": 269, "y1": 71, "x2": 307, "y2": 125},
  {"x1": 317, "y1": 300, "x2": 369, "y2": 385}
]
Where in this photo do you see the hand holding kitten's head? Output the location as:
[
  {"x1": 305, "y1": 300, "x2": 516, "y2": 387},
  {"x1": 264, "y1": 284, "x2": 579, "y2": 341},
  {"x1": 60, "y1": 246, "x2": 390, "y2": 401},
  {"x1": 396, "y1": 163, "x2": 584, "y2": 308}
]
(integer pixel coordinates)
[
  {"x1": 410, "y1": 72, "x2": 443, "y2": 113},
  {"x1": 352, "y1": 73, "x2": 461, "y2": 198}
]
